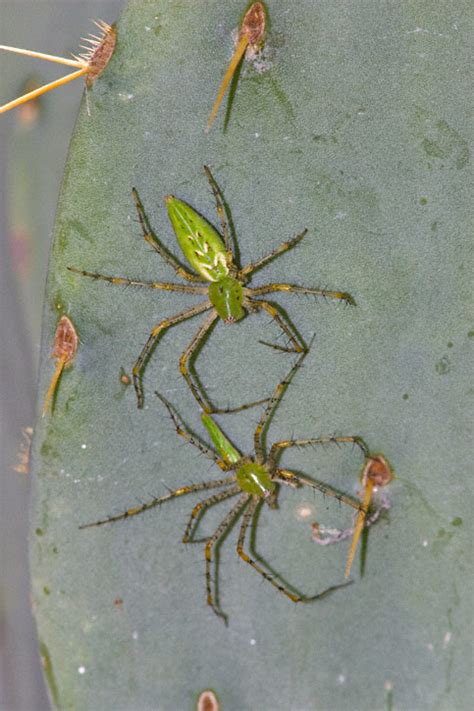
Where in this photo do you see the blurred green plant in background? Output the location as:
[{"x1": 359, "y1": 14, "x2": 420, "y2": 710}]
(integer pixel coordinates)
[{"x1": 0, "y1": 3, "x2": 122, "y2": 709}]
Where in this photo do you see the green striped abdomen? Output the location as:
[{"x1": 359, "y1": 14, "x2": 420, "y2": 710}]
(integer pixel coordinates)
[{"x1": 165, "y1": 195, "x2": 228, "y2": 282}]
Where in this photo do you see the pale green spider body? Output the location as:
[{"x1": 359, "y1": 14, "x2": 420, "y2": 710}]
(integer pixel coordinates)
[
  {"x1": 69, "y1": 166, "x2": 354, "y2": 413},
  {"x1": 166, "y1": 194, "x2": 246, "y2": 323},
  {"x1": 207, "y1": 277, "x2": 245, "y2": 323},
  {"x1": 202, "y1": 413, "x2": 275, "y2": 499},
  {"x1": 81, "y1": 350, "x2": 373, "y2": 623},
  {"x1": 165, "y1": 195, "x2": 229, "y2": 284}
]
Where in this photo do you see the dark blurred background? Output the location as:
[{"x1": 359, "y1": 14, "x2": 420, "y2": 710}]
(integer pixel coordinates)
[{"x1": 0, "y1": 3, "x2": 123, "y2": 709}]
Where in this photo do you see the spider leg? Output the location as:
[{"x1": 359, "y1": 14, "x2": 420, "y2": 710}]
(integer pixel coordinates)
[
  {"x1": 245, "y1": 297, "x2": 305, "y2": 354},
  {"x1": 236, "y1": 497, "x2": 301, "y2": 602},
  {"x1": 79, "y1": 477, "x2": 236, "y2": 529},
  {"x1": 276, "y1": 469, "x2": 364, "y2": 511},
  {"x1": 132, "y1": 300, "x2": 211, "y2": 408},
  {"x1": 236, "y1": 497, "x2": 351, "y2": 602},
  {"x1": 182, "y1": 485, "x2": 241, "y2": 543},
  {"x1": 179, "y1": 310, "x2": 269, "y2": 414},
  {"x1": 67, "y1": 267, "x2": 208, "y2": 294},
  {"x1": 203, "y1": 165, "x2": 233, "y2": 256},
  {"x1": 248, "y1": 283, "x2": 355, "y2": 306},
  {"x1": 268, "y1": 435, "x2": 369, "y2": 470},
  {"x1": 131, "y1": 187, "x2": 205, "y2": 283},
  {"x1": 155, "y1": 391, "x2": 232, "y2": 471},
  {"x1": 205, "y1": 494, "x2": 250, "y2": 623},
  {"x1": 206, "y1": 397, "x2": 272, "y2": 415},
  {"x1": 253, "y1": 348, "x2": 308, "y2": 462},
  {"x1": 178, "y1": 310, "x2": 219, "y2": 413},
  {"x1": 239, "y1": 230, "x2": 308, "y2": 278}
]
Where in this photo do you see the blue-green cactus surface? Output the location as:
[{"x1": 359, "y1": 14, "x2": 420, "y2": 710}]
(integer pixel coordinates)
[{"x1": 31, "y1": 1, "x2": 472, "y2": 709}]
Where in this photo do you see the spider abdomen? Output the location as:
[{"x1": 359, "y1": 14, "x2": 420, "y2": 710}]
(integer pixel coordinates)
[{"x1": 165, "y1": 195, "x2": 228, "y2": 282}]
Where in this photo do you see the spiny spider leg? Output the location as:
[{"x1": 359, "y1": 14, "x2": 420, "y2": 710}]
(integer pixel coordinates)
[
  {"x1": 236, "y1": 498, "x2": 302, "y2": 602},
  {"x1": 79, "y1": 476, "x2": 236, "y2": 529},
  {"x1": 179, "y1": 310, "x2": 218, "y2": 413},
  {"x1": 236, "y1": 498, "x2": 351, "y2": 602},
  {"x1": 205, "y1": 494, "x2": 250, "y2": 622},
  {"x1": 132, "y1": 187, "x2": 204, "y2": 283},
  {"x1": 254, "y1": 348, "x2": 309, "y2": 462},
  {"x1": 246, "y1": 298, "x2": 305, "y2": 354},
  {"x1": 276, "y1": 469, "x2": 363, "y2": 512},
  {"x1": 203, "y1": 165, "x2": 233, "y2": 255},
  {"x1": 133, "y1": 300, "x2": 212, "y2": 408},
  {"x1": 268, "y1": 435, "x2": 370, "y2": 471},
  {"x1": 179, "y1": 310, "x2": 270, "y2": 415},
  {"x1": 236, "y1": 497, "x2": 301, "y2": 602},
  {"x1": 257, "y1": 340, "x2": 301, "y2": 354},
  {"x1": 156, "y1": 391, "x2": 234, "y2": 471},
  {"x1": 67, "y1": 267, "x2": 208, "y2": 294},
  {"x1": 182, "y1": 485, "x2": 241, "y2": 543},
  {"x1": 239, "y1": 229, "x2": 308, "y2": 278},
  {"x1": 248, "y1": 283, "x2": 355, "y2": 306}
]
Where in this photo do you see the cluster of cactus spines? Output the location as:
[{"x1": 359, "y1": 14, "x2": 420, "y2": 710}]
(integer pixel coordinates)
[{"x1": 0, "y1": 20, "x2": 116, "y2": 114}]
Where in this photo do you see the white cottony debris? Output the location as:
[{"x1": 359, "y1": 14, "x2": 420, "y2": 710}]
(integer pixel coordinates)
[
  {"x1": 442, "y1": 631, "x2": 452, "y2": 648},
  {"x1": 78, "y1": 666, "x2": 86, "y2": 674},
  {"x1": 337, "y1": 674, "x2": 346, "y2": 684},
  {"x1": 81, "y1": 444, "x2": 87, "y2": 449},
  {"x1": 250, "y1": 638, "x2": 256, "y2": 646},
  {"x1": 132, "y1": 631, "x2": 139, "y2": 640},
  {"x1": 422, "y1": 539, "x2": 428, "y2": 547}
]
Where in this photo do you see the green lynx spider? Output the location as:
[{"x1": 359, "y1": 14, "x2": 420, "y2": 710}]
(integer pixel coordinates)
[
  {"x1": 69, "y1": 166, "x2": 354, "y2": 413},
  {"x1": 80, "y1": 349, "x2": 371, "y2": 623}
]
